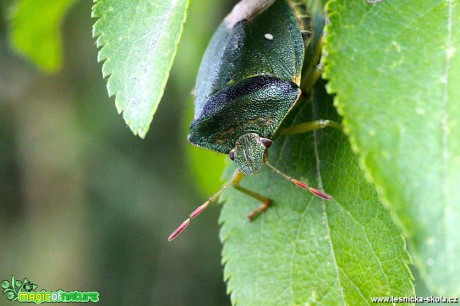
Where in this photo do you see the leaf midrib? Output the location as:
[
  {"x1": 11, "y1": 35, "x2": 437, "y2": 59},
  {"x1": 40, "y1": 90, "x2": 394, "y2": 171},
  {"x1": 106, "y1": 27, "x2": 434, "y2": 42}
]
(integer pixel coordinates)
[{"x1": 311, "y1": 118, "x2": 346, "y2": 304}]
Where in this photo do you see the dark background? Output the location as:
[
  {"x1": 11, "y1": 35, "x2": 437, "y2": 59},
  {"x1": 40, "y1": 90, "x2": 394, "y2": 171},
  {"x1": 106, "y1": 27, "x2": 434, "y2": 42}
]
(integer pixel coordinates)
[{"x1": 0, "y1": 0, "x2": 232, "y2": 304}]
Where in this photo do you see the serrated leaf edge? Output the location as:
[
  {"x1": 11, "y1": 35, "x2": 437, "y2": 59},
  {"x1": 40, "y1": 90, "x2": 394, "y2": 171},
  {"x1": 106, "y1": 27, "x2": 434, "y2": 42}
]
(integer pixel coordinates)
[
  {"x1": 91, "y1": 0, "x2": 189, "y2": 138},
  {"x1": 322, "y1": 0, "x2": 415, "y2": 293}
]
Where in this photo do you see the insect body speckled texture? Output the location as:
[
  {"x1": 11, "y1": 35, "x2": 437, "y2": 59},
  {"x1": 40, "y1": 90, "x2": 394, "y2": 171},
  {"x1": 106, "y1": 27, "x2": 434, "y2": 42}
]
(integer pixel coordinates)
[
  {"x1": 190, "y1": 0, "x2": 308, "y2": 156},
  {"x1": 169, "y1": 0, "x2": 332, "y2": 241}
]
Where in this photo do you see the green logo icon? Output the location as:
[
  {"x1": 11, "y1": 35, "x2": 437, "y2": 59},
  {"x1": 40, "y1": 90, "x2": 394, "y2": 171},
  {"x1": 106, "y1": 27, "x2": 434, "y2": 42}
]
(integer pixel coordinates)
[{"x1": 2, "y1": 276, "x2": 37, "y2": 302}]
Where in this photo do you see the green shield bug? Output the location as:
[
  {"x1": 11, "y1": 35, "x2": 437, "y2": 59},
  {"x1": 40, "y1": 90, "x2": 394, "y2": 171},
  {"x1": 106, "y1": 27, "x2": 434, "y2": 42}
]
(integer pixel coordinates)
[{"x1": 169, "y1": 0, "x2": 333, "y2": 241}]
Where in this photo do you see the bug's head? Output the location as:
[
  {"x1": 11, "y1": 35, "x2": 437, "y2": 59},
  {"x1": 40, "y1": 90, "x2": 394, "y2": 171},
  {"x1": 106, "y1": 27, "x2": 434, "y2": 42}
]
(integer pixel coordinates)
[{"x1": 228, "y1": 133, "x2": 272, "y2": 175}]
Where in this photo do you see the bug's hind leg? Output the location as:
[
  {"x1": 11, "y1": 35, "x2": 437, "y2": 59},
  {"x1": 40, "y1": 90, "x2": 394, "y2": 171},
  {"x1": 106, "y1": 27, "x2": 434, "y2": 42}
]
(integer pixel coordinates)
[
  {"x1": 281, "y1": 119, "x2": 342, "y2": 135},
  {"x1": 233, "y1": 183, "x2": 272, "y2": 221}
]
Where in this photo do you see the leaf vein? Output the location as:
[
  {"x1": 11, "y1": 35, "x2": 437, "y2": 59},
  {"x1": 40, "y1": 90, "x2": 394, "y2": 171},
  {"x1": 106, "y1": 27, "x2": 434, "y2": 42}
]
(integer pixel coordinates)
[
  {"x1": 312, "y1": 113, "x2": 345, "y2": 303},
  {"x1": 338, "y1": 267, "x2": 370, "y2": 305}
]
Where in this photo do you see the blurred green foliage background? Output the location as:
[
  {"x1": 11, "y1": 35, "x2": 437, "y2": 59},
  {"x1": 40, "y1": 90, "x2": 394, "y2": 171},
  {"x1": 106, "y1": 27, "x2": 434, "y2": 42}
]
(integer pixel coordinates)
[{"x1": 0, "y1": 0, "x2": 231, "y2": 304}]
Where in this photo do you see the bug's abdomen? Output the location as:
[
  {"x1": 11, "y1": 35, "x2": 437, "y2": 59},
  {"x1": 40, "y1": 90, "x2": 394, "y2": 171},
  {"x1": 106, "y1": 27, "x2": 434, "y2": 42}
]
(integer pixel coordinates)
[{"x1": 287, "y1": 0, "x2": 313, "y2": 46}]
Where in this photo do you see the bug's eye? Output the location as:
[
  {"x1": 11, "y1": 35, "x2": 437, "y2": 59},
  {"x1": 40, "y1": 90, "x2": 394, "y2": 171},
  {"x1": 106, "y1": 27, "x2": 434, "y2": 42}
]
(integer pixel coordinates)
[
  {"x1": 260, "y1": 138, "x2": 272, "y2": 148},
  {"x1": 229, "y1": 149, "x2": 235, "y2": 160}
]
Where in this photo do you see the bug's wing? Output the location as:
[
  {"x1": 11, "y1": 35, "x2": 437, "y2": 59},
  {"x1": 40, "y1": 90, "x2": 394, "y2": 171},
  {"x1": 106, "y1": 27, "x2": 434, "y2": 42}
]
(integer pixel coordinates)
[
  {"x1": 189, "y1": 75, "x2": 300, "y2": 154},
  {"x1": 194, "y1": 23, "x2": 232, "y2": 120},
  {"x1": 194, "y1": 0, "x2": 307, "y2": 120}
]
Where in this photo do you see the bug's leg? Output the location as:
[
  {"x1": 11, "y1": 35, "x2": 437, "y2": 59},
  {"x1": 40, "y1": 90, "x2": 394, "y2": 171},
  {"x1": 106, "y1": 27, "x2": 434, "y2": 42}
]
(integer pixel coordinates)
[
  {"x1": 301, "y1": 25, "x2": 325, "y2": 95},
  {"x1": 232, "y1": 183, "x2": 272, "y2": 221},
  {"x1": 168, "y1": 170, "x2": 244, "y2": 241},
  {"x1": 288, "y1": 28, "x2": 342, "y2": 136},
  {"x1": 302, "y1": 66, "x2": 323, "y2": 95},
  {"x1": 281, "y1": 119, "x2": 342, "y2": 135},
  {"x1": 265, "y1": 161, "x2": 332, "y2": 200}
]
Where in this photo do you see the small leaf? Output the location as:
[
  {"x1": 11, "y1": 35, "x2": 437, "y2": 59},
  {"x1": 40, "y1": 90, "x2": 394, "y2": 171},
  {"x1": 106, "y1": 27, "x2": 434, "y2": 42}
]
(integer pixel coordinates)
[
  {"x1": 92, "y1": 0, "x2": 189, "y2": 138},
  {"x1": 220, "y1": 82, "x2": 414, "y2": 305},
  {"x1": 324, "y1": 0, "x2": 460, "y2": 295},
  {"x1": 9, "y1": 0, "x2": 77, "y2": 72}
]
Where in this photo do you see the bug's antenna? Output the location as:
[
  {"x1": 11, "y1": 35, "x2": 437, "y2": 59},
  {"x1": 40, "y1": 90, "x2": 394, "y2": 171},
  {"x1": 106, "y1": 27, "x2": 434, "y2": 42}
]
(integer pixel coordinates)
[
  {"x1": 265, "y1": 160, "x2": 332, "y2": 200},
  {"x1": 168, "y1": 170, "x2": 244, "y2": 241}
]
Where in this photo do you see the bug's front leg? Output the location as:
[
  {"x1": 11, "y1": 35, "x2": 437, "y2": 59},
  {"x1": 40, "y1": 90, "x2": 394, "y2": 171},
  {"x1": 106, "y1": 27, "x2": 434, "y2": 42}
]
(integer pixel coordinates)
[
  {"x1": 301, "y1": 22, "x2": 325, "y2": 95},
  {"x1": 232, "y1": 182, "x2": 272, "y2": 221},
  {"x1": 281, "y1": 119, "x2": 342, "y2": 135}
]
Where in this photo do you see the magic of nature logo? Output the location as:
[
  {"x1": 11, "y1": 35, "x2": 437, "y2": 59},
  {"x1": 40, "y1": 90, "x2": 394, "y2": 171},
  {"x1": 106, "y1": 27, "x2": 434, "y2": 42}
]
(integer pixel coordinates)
[{"x1": 2, "y1": 275, "x2": 99, "y2": 304}]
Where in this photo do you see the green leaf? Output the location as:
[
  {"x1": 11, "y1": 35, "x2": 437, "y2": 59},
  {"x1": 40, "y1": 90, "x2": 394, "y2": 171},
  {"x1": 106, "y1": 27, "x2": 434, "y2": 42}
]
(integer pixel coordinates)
[
  {"x1": 220, "y1": 82, "x2": 414, "y2": 305},
  {"x1": 9, "y1": 0, "x2": 77, "y2": 72},
  {"x1": 92, "y1": 0, "x2": 189, "y2": 138},
  {"x1": 324, "y1": 0, "x2": 460, "y2": 295}
]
